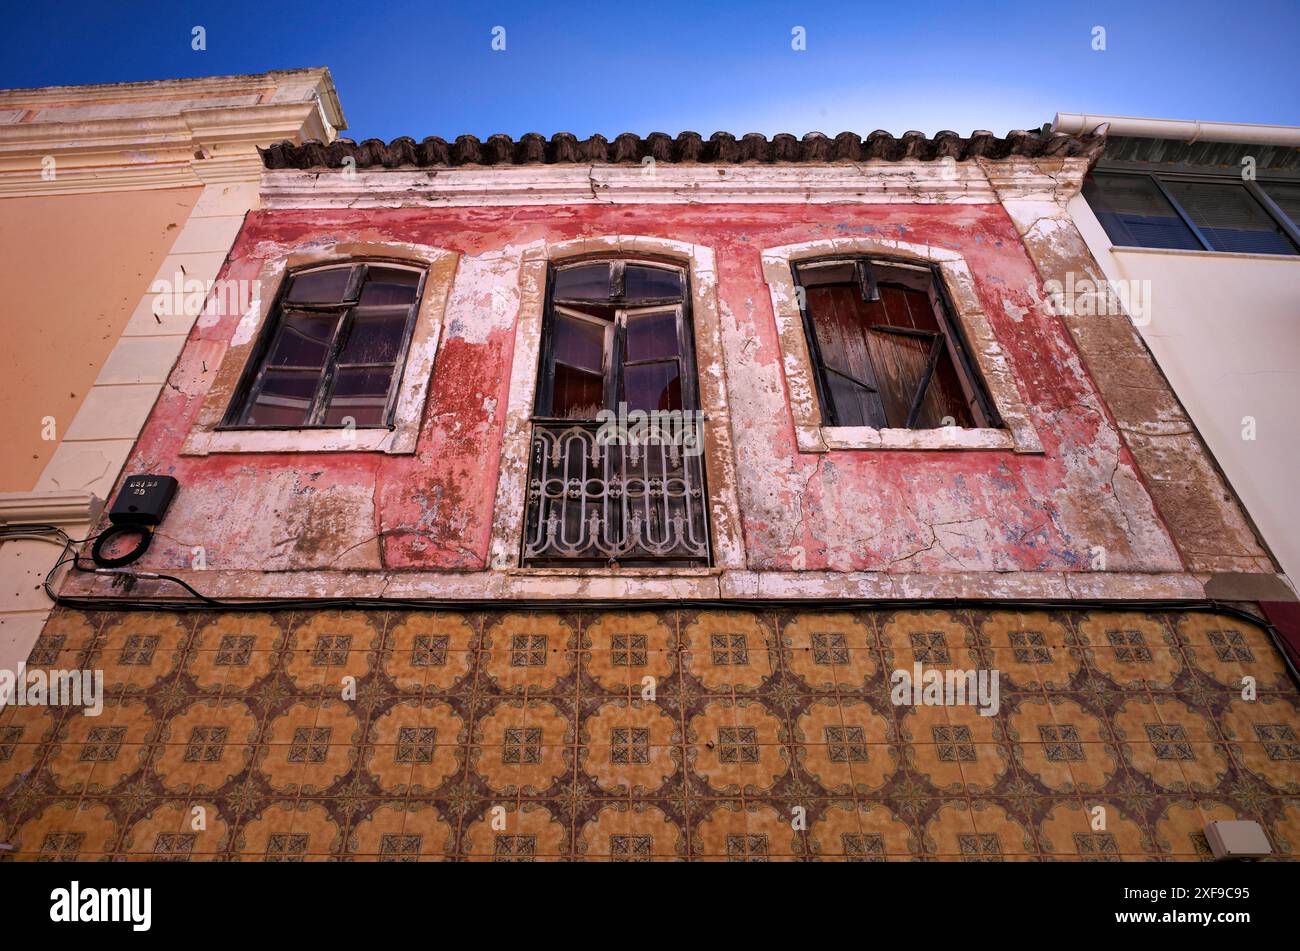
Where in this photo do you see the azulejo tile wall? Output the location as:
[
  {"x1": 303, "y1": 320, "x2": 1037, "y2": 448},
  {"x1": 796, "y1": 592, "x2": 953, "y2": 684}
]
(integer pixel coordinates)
[{"x1": 1, "y1": 607, "x2": 1298, "y2": 861}]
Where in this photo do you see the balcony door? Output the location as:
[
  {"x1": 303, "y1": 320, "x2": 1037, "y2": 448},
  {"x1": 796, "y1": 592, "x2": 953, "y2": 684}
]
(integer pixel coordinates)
[{"x1": 526, "y1": 259, "x2": 710, "y2": 566}]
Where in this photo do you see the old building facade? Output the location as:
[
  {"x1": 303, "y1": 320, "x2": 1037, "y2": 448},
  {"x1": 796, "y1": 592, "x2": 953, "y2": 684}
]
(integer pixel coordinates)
[{"x1": 3, "y1": 126, "x2": 1297, "y2": 861}]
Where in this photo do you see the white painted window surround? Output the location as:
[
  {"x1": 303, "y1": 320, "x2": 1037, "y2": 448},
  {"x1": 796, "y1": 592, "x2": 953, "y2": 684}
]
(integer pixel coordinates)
[
  {"x1": 487, "y1": 235, "x2": 747, "y2": 571},
  {"x1": 182, "y1": 241, "x2": 459, "y2": 456},
  {"x1": 761, "y1": 237, "x2": 1042, "y2": 454}
]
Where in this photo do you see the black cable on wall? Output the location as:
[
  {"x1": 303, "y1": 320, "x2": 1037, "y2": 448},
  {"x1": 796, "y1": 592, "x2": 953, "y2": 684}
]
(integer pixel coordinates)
[{"x1": 9, "y1": 521, "x2": 1298, "y2": 690}]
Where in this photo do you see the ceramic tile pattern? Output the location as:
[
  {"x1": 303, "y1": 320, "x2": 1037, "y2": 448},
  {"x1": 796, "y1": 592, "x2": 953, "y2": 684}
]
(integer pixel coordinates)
[{"x1": 2, "y1": 607, "x2": 1298, "y2": 861}]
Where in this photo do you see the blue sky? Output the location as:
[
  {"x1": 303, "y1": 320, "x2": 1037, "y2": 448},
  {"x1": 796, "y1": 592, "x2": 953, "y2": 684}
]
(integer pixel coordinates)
[{"x1": 1, "y1": 1, "x2": 1296, "y2": 141}]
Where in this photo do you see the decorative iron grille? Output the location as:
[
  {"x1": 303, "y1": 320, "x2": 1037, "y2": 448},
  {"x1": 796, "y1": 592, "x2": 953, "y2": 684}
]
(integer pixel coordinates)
[{"x1": 523, "y1": 421, "x2": 710, "y2": 566}]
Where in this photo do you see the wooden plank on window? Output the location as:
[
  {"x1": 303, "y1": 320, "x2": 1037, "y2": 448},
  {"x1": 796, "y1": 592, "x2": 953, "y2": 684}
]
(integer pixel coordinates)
[
  {"x1": 864, "y1": 328, "x2": 932, "y2": 427},
  {"x1": 805, "y1": 285, "x2": 886, "y2": 427}
]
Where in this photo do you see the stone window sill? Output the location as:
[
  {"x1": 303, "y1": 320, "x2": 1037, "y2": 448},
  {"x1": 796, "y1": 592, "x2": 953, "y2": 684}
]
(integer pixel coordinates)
[
  {"x1": 796, "y1": 424, "x2": 1031, "y2": 453},
  {"x1": 505, "y1": 566, "x2": 723, "y2": 577}
]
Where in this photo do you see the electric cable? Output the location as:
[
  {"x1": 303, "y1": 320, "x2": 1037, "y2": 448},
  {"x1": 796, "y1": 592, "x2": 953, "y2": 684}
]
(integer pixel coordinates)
[{"x1": 8, "y1": 519, "x2": 1298, "y2": 689}]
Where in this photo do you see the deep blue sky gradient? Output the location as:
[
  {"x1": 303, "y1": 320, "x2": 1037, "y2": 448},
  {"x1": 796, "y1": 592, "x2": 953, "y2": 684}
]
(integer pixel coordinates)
[{"x1": 1, "y1": 1, "x2": 1296, "y2": 141}]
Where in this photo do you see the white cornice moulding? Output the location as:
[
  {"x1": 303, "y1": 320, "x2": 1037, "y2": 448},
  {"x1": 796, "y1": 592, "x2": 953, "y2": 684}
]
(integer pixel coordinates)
[
  {"x1": 260, "y1": 158, "x2": 1096, "y2": 210},
  {"x1": 0, "y1": 68, "x2": 335, "y2": 102},
  {"x1": 0, "y1": 68, "x2": 345, "y2": 134},
  {"x1": 0, "y1": 102, "x2": 325, "y2": 158},
  {"x1": 260, "y1": 162, "x2": 1008, "y2": 208},
  {"x1": 0, "y1": 490, "x2": 103, "y2": 526},
  {"x1": 0, "y1": 101, "x2": 328, "y2": 197}
]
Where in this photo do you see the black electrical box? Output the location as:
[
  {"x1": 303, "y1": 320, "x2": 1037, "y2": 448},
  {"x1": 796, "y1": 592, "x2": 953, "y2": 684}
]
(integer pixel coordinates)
[{"x1": 109, "y1": 475, "x2": 178, "y2": 526}]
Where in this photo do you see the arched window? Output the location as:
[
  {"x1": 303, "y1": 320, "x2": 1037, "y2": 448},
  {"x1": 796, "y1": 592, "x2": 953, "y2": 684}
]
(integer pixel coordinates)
[
  {"x1": 535, "y1": 259, "x2": 696, "y2": 418},
  {"x1": 222, "y1": 261, "x2": 426, "y2": 429}
]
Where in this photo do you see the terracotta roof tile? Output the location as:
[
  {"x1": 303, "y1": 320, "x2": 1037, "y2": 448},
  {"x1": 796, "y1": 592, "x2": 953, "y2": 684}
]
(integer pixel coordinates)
[{"x1": 260, "y1": 128, "x2": 1106, "y2": 170}]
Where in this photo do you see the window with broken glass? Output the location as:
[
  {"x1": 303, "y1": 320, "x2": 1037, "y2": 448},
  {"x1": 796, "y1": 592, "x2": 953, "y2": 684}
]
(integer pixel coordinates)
[
  {"x1": 794, "y1": 258, "x2": 998, "y2": 430},
  {"x1": 526, "y1": 259, "x2": 710, "y2": 567},
  {"x1": 222, "y1": 262, "x2": 426, "y2": 429}
]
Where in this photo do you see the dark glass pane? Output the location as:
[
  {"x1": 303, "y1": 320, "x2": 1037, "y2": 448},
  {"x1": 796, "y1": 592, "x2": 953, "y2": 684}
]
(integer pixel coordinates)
[
  {"x1": 267, "y1": 313, "x2": 338, "y2": 368},
  {"x1": 1164, "y1": 181, "x2": 1297, "y2": 255},
  {"x1": 554, "y1": 313, "x2": 606, "y2": 373},
  {"x1": 623, "y1": 361, "x2": 681, "y2": 412},
  {"x1": 626, "y1": 310, "x2": 680, "y2": 362},
  {"x1": 286, "y1": 267, "x2": 353, "y2": 304},
  {"x1": 552, "y1": 363, "x2": 605, "y2": 419},
  {"x1": 359, "y1": 267, "x2": 421, "y2": 306},
  {"x1": 244, "y1": 369, "x2": 319, "y2": 426},
  {"x1": 323, "y1": 367, "x2": 395, "y2": 426},
  {"x1": 624, "y1": 265, "x2": 683, "y2": 301},
  {"x1": 338, "y1": 310, "x2": 409, "y2": 365},
  {"x1": 1262, "y1": 183, "x2": 1300, "y2": 230},
  {"x1": 554, "y1": 264, "x2": 610, "y2": 300},
  {"x1": 1082, "y1": 173, "x2": 1201, "y2": 250}
]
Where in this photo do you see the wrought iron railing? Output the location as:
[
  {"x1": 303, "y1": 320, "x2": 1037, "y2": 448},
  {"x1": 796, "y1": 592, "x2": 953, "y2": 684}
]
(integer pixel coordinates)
[{"x1": 522, "y1": 420, "x2": 711, "y2": 566}]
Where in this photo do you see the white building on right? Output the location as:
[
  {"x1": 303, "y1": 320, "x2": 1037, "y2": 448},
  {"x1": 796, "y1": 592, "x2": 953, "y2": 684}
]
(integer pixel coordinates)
[{"x1": 1055, "y1": 112, "x2": 1300, "y2": 591}]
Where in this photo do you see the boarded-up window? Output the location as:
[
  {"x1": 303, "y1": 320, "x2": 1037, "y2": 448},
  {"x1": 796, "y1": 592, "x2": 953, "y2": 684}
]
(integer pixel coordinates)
[{"x1": 795, "y1": 259, "x2": 994, "y2": 430}]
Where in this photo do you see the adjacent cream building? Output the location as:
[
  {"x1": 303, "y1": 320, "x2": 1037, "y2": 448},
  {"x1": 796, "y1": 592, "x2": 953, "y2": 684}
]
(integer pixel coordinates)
[
  {"x1": 1056, "y1": 112, "x2": 1300, "y2": 593},
  {"x1": 0, "y1": 68, "x2": 346, "y2": 678}
]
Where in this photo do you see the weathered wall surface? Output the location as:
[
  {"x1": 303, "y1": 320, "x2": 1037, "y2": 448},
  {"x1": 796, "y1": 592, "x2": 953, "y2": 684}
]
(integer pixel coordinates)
[
  {"x1": 988, "y1": 166, "x2": 1274, "y2": 583},
  {"x1": 118, "y1": 201, "x2": 1188, "y2": 579},
  {"x1": 1067, "y1": 193, "x2": 1298, "y2": 584}
]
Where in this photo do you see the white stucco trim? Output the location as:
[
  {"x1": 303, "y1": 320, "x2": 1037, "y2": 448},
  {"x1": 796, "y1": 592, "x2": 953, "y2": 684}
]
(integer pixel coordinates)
[
  {"x1": 260, "y1": 161, "x2": 1001, "y2": 209},
  {"x1": 55, "y1": 563, "x2": 1231, "y2": 603},
  {"x1": 760, "y1": 236, "x2": 1042, "y2": 454},
  {"x1": 0, "y1": 490, "x2": 103, "y2": 525}
]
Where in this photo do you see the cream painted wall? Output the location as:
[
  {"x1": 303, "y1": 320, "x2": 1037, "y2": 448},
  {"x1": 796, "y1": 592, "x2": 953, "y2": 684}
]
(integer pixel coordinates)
[
  {"x1": 0, "y1": 186, "x2": 201, "y2": 491},
  {"x1": 1068, "y1": 193, "x2": 1300, "y2": 587}
]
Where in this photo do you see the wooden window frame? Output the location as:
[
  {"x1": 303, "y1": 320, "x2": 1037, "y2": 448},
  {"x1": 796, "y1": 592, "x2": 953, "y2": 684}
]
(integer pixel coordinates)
[
  {"x1": 794, "y1": 256, "x2": 1000, "y2": 431},
  {"x1": 220, "y1": 260, "x2": 428, "y2": 431},
  {"x1": 524, "y1": 256, "x2": 711, "y2": 568},
  {"x1": 533, "y1": 258, "x2": 699, "y2": 420}
]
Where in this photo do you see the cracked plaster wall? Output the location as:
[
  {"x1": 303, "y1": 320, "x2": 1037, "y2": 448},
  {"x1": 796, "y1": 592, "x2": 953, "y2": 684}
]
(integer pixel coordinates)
[
  {"x1": 987, "y1": 159, "x2": 1275, "y2": 578},
  {"x1": 104, "y1": 198, "x2": 1193, "y2": 583}
]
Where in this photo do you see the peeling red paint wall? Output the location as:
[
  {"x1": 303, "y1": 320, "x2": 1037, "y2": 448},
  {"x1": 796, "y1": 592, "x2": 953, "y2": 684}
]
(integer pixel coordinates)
[{"x1": 122, "y1": 202, "x2": 1183, "y2": 576}]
